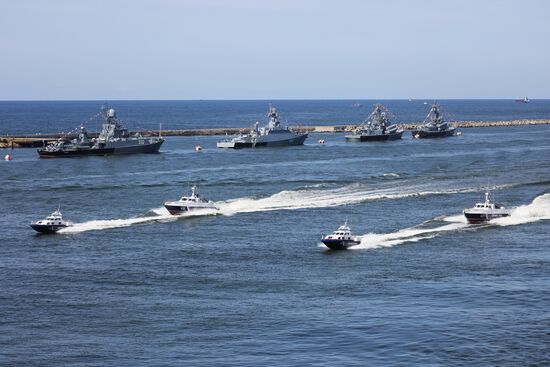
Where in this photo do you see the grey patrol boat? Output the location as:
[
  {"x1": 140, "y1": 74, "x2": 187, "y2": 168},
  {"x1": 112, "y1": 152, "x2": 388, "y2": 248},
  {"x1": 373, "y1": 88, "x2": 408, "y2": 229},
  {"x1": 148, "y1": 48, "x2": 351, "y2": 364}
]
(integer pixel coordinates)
[
  {"x1": 345, "y1": 104, "x2": 403, "y2": 142},
  {"x1": 217, "y1": 106, "x2": 308, "y2": 148},
  {"x1": 38, "y1": 106, "x2": 164, "y2": 158}
]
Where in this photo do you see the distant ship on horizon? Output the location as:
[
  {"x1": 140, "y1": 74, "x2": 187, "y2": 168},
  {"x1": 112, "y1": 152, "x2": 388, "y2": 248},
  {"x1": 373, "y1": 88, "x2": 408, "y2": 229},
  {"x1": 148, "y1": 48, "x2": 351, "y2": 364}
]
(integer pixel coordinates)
[{"x1": 515, "y1": 97, "x2": 530, "y2": 103}]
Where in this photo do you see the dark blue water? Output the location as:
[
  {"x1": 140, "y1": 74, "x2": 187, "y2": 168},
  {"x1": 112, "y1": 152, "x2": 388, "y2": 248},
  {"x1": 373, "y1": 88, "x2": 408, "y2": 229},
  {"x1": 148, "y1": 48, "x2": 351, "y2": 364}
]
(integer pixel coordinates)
[
  {"x1": 2, "y1": 99, "x2": 550, "y2": 136},
  {"x1": 1, "y1": 102, "x2": 549, "y2": 366}
]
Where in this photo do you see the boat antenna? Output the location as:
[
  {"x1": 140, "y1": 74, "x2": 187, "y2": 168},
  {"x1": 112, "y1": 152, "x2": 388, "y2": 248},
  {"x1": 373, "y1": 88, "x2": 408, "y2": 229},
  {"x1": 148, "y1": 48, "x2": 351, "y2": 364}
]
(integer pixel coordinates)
[{"x1": 159, "y1": 123, "x2": 162, "y2": 138}]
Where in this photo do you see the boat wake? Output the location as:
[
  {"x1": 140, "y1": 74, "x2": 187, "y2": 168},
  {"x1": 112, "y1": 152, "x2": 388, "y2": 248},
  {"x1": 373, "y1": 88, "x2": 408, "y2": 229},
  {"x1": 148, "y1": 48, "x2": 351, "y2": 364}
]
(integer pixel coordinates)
[
  {"x1": 350, "y1": 193, "x2": 550, "y2": 250},
  {"x1": 58, "y1": 207, "x2": 218, "y2": 234},
  {"x1": 56, "y1": 184, "x2": 549, "y2": 235},
  {"x1": 216, "y1": 184, "x2": 479, "y2": 216},
  {"x1": 58, "y1": 208, "x2": 173, "y2": 234},
  {"x1": 492, "y1": 193, "x2": 550, "y2": 226}
]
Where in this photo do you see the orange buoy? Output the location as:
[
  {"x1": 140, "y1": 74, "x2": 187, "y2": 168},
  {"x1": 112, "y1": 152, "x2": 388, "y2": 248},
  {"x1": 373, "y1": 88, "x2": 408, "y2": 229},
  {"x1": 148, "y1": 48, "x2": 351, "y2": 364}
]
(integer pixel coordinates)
[{"x1": 4, "y1": 154, "x2": 13, "y2": 161}]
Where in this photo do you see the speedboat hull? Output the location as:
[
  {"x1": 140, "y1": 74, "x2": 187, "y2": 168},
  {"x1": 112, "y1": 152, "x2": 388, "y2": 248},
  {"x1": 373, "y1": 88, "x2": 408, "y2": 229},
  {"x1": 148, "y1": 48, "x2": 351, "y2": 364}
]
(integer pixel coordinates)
[
  {"x1": 411, "y1": 128, "x2": 456, "y2": 138},
  {"x1": 164, "y1": 203, "x2": 219, "y2": 215},
  {"x1": 164, "y1": 204, "x2": 189, "y2": 215},
  {"x1": 30, "y1": 223, "x2": 69, "y2": 234},
  {"x1": 345, "y1": 131, "x2": 403, "y2": 142},
  {"x1": 321, "y1": 239, "x2": 361, "y2": 250},
  {"x1": 463, "y1": 211, "x2": 510, "y2": 224}
]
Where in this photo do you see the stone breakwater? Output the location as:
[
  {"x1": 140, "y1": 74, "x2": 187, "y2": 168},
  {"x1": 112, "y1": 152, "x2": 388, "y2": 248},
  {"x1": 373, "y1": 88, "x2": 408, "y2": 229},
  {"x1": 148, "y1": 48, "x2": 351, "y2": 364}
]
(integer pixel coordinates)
[{"x1": 2, "y1": 119, "x2": 550, "y2": 148}]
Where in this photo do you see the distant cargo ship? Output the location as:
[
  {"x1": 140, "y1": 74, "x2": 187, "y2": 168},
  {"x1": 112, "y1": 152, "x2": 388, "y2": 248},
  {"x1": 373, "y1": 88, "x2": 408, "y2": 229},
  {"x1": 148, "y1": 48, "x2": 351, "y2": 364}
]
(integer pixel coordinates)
[
  {"x1": 38, "y1": 106, "x2": 164, "y2": 158},
  {"x1": 515, "y1": 97, "x2": 530, "y2": 103}
]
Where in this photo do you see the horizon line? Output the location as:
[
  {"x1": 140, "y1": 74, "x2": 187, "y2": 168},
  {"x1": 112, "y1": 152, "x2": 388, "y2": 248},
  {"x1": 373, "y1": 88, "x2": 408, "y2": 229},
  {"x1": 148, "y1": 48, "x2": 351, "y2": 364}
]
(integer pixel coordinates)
[{"x1": 0, "y1": 98, "x2": 545, "y2": 102}]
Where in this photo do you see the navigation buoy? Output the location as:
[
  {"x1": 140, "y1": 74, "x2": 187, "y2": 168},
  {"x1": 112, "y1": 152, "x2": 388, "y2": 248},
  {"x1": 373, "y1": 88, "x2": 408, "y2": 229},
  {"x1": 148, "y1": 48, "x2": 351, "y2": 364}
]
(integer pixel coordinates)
[
  {"x1": 319, "y1": 139, "x2": 325, "y2": 144},
  {"x1": 4, "y1": 154, "x2": 13, "y2": 161},
  {"x1": 195, "y1": 145, "x2": 202, "y2": 152}
]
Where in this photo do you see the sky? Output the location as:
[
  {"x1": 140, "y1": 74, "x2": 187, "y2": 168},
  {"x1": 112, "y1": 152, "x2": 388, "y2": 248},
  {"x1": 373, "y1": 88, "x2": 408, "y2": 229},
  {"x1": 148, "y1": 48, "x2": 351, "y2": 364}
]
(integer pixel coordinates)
[{"x1": 0, "y1": 0, "x2": 549, "y2": 100}]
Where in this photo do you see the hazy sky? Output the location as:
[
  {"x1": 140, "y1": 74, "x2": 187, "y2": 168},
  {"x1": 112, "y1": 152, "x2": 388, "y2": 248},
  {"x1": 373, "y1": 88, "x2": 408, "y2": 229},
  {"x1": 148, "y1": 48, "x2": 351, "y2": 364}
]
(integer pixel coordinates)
[{"x1": 1, "y1": 0, "x2": 549, "y2": 100}]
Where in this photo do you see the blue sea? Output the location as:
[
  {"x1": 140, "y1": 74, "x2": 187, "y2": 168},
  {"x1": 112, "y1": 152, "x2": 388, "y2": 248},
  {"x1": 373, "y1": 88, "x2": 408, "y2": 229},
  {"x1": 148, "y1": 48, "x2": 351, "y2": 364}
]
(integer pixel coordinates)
[
  {"x1": 1, "y1": 100, "x2": 549, "y2": 366},
  {"x1": 2, "y1": 99, "x2": 550, "y2": 135}
]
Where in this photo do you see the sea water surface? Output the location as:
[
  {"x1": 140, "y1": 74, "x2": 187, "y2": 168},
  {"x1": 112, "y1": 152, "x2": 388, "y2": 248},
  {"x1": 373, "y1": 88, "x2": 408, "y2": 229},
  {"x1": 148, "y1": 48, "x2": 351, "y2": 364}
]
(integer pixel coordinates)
[
  {"x1": 2, "y1": 99, "x2": 550, "y2": 135},
  {"x1": 0, "y1": 101, "x2": 549, "y2": 366}
]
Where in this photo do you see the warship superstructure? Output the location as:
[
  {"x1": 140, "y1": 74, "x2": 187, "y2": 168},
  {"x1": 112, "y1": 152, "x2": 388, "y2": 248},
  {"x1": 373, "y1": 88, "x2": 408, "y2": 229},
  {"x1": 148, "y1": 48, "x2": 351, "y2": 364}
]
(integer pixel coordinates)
[
  {"x1": 38, "y1": 106, "x2": 164, "y2": 158},
  {"x1": 217, "y1": 106, "x2": 308, "y2": 148}
]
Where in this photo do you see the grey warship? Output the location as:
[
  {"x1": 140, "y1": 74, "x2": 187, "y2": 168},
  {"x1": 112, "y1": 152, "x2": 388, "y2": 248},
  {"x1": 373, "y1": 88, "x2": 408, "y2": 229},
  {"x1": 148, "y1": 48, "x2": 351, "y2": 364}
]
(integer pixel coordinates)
[
  {"x1": 38, "y1": 106, "x2": 164, "y2": 158},
  {"x1": 345, "y1": 104, "x2": 403, "y2": 142},
  {"x1": 411, "y1": 103, "x2": 456, "y2": 138},
  {"x1": 217, "y1": 106, "x2": 308, "y2": 148}
]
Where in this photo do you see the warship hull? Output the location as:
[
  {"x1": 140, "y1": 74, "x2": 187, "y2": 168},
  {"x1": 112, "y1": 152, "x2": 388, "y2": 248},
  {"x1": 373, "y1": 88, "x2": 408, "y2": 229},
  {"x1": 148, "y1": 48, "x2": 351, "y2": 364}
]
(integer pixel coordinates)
[
  {"x1": 217, "y1": 134, "x2": 308, "y2": 149},
  {"x1": 38, "y1": 140, "x2": 164, "y2": 158},
  {"x1": 411, "y1": 128, "x2": 456, "y2": 138},
  {"x1": 321, "y1": 239, "x2": 361, "y2": 250},
  {"x1": 345, "y1": 131, "x2": 403, "y2": 142}
]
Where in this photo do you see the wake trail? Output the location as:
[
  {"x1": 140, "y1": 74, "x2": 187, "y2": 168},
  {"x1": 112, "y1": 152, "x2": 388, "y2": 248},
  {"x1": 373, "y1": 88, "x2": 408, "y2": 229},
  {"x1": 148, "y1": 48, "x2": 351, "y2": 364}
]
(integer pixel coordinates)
[
  {"x1": 58, "y1": 183, "x2": 468, "y2": 233},
  {"x1": 56, "y1": 184, "x2": 549, "y2": 234},
  {"x1": 59, "y1": 207, "x2": 218, "y2": 234},
  {"x1": 216, "y1": 184, "x2": 481, "y2": 216},
  {"x1": 349, "y1": 193, "x2": 550, "y2": 250}
]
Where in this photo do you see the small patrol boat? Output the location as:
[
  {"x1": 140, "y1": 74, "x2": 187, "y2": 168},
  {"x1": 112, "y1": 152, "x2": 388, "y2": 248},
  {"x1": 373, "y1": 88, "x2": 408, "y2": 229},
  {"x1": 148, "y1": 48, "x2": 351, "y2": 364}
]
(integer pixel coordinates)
[
  {"x1": 345, "y1": 104, "x2": 403, "y2": 142},
  {"x1": 463, "y1": 191, "x2": 511, "y2": 224},
  {"x1": 164, "y1": 185, "x2": 219, "y2": 215},
  {"x1": 217, "y1": 105, "x2": 308, "y2": 148},
  {"x1": 411, "y1": 103, "x2": 456, "y2": 138},
  {"x1": 30, "y1": 208, "x2": 72, "y2": 234},
  {"x1": 321, "y1": 221, "x2": 361, "y2": 250}
]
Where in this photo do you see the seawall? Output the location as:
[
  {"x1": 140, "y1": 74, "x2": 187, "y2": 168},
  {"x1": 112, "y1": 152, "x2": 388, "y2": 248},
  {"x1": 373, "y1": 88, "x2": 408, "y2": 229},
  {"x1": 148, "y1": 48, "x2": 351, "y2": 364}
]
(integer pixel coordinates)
[{"x1": 2, "y1": 119, "x2": 550, "y2": 148}]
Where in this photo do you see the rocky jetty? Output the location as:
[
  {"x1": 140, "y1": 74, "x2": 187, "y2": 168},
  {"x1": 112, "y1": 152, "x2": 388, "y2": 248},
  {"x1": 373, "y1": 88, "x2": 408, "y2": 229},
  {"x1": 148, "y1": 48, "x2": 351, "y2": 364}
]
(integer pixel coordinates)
[{"x1": 2, "y1": 119, "x2": 549, "y2": 148}]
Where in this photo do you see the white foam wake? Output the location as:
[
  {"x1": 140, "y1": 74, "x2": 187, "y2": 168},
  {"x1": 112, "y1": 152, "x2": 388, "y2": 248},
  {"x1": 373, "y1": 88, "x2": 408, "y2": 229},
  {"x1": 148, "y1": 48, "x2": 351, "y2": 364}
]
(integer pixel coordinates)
[
  {"x1": 216, "y1": 184, "x2": 476, "y2": 216},
  {"x1": 57, "y1": 184, "x2": 466, "y2": 233},
  {"x1": 58, "y1": 207, "x2": 219, "y2": 234},
  {"x1": 353, "y1": 215, "x2": 468, "y2": 250},
  {"x1": 492, "y1": 193, "x2": 550, "y2": 226},
  {"x1": 58, "y1": 207, "x2": 173, "y2": 233},
  {"x1": 56, "y1": 185, "x2": 549, "y2": 235},
  {"x1": 348, "y1": 193, "x2": 550, "y2": 250}
]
